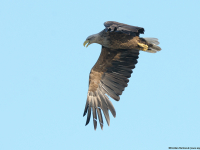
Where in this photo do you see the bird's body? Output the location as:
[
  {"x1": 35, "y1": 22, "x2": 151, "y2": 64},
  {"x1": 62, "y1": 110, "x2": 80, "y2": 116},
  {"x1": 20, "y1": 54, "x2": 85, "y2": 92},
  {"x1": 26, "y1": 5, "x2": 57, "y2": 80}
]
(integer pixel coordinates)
[
  {"x1": 83, "y1": 21, "x2": 161, "y2": 130},
  {"x1": 94, "y1": 30, "x2": 140, "y2": 49}
]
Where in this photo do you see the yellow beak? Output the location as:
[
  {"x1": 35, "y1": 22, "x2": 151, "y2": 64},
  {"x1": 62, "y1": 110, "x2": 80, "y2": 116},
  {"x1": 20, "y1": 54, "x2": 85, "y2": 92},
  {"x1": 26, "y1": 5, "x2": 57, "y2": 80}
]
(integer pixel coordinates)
[{"x1": 83, "y1": 40, "x2": 90, "y2": 47}]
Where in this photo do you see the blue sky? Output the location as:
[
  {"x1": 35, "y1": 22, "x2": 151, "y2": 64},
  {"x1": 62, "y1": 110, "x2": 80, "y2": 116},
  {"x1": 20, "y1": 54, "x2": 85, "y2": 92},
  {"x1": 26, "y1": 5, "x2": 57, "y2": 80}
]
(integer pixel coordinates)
[{"x1": 0, "y1": 0, "x2": 200, "y2": 150}]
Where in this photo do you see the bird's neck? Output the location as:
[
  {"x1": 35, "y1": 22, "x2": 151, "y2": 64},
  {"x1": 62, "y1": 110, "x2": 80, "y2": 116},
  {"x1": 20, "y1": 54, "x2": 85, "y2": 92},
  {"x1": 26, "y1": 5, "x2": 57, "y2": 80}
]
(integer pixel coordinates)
[{"x1": 94, "y1": 31, "x2": 105, "y2": 45}]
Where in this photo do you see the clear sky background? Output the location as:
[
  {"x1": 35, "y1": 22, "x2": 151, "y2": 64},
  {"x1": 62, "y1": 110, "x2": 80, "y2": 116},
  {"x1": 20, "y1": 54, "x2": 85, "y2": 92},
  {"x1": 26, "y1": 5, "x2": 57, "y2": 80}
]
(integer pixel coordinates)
[{"x1": 0, "y1": 0, "x2": 200, "y2": 150}]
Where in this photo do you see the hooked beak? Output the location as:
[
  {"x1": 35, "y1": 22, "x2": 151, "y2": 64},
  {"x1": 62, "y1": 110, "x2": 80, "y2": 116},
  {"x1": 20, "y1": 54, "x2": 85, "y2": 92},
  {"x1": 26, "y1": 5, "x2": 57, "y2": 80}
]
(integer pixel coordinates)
[{"x1": 83, "y1": 40, "x2": 90, "y2": 48}]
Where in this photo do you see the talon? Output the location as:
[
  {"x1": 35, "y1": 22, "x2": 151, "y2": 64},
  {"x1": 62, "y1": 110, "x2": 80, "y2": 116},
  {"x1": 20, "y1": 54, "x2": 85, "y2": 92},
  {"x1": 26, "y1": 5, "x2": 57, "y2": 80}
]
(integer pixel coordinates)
[{"x1": 138, "y1": 43, "x2": 148, "y2": 51}]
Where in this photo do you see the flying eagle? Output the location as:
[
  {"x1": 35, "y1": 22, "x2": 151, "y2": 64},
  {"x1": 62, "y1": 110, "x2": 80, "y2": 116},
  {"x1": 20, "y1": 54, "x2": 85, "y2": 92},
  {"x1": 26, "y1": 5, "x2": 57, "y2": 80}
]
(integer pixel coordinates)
[{"x1": 83, "y1": 21, "x2": 161, "y2": 130}]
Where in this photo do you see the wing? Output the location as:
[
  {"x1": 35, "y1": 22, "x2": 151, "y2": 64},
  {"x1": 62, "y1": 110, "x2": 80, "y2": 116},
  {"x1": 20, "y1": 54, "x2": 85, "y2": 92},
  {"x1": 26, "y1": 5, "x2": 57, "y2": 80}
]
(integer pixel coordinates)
[
  {"x1": 104, "y1": 21, "x2": 144, "y2": 36},
  {"x1": 83, "y1": 46, "x2": 140, "y2": 130}
]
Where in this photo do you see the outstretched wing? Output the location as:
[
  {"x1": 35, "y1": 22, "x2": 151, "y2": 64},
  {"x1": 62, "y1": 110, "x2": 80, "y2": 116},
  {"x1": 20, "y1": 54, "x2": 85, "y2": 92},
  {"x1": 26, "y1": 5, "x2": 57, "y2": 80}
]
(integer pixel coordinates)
[
  {"x1": 83, "y1": 46, "x2": 139, "y2": 130},
  {"x1": 104, "y1": 21, "x2": 144, "y2": 36}
]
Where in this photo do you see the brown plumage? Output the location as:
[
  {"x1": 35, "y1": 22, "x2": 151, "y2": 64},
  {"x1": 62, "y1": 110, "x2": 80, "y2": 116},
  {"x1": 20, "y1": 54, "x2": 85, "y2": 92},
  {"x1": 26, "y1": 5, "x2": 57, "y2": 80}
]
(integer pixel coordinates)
[{"x1": 83, "y1": 21, "x2": 161, "y2": 130}]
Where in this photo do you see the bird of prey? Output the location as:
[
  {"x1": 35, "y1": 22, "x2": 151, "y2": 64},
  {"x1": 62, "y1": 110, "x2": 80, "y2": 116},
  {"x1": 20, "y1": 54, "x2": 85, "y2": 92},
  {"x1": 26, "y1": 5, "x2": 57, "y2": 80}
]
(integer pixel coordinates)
[{"x1": 83, "y1": 21, "x2": 161, "y2": 130}]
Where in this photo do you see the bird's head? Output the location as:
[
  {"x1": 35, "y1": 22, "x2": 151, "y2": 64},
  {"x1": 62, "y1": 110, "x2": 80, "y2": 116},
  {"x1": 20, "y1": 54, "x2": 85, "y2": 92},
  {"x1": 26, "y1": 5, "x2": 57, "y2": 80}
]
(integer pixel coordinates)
[{"x1": 83, "y1": 34, "x2": 99, "y2": 48}]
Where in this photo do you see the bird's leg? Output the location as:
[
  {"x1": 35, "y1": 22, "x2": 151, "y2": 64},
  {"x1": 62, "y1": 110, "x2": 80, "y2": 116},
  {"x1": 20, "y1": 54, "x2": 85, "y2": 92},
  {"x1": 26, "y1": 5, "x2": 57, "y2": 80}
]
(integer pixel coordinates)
[{"x1": 138, "y1": 43, "x2": 148, "y2": 51}]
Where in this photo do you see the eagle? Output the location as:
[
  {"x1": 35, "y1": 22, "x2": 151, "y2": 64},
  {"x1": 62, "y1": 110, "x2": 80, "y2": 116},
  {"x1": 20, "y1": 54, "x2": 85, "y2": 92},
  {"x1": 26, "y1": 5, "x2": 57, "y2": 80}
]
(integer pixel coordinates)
[{"x1": 83, "y1": 21, "x2": 161, "y2": 130}]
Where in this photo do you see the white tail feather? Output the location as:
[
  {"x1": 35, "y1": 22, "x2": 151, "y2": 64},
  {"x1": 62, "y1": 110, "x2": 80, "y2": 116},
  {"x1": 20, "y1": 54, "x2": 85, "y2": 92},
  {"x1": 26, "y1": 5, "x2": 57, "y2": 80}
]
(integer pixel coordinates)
[{"x1": 143, "y1": 38, "x2": 161, "y2": 53}]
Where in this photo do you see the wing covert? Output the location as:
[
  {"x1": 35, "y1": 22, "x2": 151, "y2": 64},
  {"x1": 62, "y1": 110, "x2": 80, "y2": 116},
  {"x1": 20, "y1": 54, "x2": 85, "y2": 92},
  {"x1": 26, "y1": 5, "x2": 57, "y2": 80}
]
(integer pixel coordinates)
[{"x1": 104, "y1": 21, "x2": 144, "y2": 36}]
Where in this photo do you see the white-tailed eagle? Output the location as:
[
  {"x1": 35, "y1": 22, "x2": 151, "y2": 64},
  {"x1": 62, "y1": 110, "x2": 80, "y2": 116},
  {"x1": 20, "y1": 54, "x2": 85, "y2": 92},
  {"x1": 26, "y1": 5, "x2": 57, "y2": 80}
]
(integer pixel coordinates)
[{"x1": 83, "y1": 21, "x2": 161, "y2": 130}]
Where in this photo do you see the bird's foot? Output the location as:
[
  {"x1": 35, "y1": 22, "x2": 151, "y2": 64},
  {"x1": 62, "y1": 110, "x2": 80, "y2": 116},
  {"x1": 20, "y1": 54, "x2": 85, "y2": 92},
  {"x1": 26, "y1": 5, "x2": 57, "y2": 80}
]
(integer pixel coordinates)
[{"x1": 138, "y1": 43, "x2": 148, "y2": 51}]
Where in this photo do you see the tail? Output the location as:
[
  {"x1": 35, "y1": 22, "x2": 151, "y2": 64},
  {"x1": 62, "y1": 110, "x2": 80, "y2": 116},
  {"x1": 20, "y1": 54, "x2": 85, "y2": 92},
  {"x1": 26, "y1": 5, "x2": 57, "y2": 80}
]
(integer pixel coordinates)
[{"x1": 141, "y1": 38, "x2": 161, "y2": 53}]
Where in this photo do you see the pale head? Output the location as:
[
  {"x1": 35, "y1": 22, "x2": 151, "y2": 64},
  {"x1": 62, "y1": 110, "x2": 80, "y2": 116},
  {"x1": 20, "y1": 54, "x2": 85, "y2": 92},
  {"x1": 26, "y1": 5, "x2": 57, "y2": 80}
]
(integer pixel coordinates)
[{"x1": 83, "y1": 34, "x2": 99, "y2": 48}]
